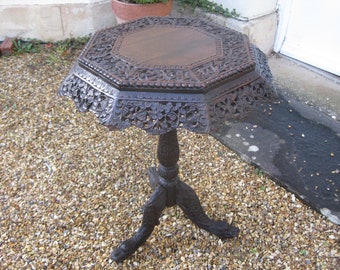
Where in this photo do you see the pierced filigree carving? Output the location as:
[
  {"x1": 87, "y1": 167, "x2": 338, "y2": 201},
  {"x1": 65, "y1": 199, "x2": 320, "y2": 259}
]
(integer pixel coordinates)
[
  {"x1": 108, "y1": 99, "x2": 208, "y2": 135},
  {"x1": 59, "y1": 66, "x2": 273, "y2": 134},
  {"x1": 59, "y1": 73, "x2": 115, "y2": 126},
  {"x1": 59, "y1": 17, "x2": 275, "y2": 135},
  {"x1": 59, "y1": 66, "x2": 210, "y2": 134},
  {"x1": 209, "y1": 79, "x2": 273, "y2": 129}
]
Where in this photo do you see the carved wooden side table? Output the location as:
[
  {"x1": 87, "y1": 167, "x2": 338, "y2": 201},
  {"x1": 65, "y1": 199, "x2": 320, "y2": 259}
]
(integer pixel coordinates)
[{"x1": 59, "y1": 17, "x2": 275, "y2": 262}]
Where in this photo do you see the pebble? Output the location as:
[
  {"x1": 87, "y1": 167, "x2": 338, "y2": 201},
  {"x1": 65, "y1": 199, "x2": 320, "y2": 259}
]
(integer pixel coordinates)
[{"x1": 0, "y1": 46, "x2": 339, "y2": 270}]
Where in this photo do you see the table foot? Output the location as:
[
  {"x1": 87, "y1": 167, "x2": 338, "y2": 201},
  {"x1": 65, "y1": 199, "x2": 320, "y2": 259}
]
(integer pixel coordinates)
[
  {"x1": 176, "y1": 180, "x2": 239, "y2": 239},
  {"x1": 111, "y1": 186, "x2": 166, "y2": 263}
]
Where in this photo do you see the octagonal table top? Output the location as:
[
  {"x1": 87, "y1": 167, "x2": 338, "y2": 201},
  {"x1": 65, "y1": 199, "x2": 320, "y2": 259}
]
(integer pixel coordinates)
[{"x1": 59, "y1": 17, "x2": 275, "y2": 135}]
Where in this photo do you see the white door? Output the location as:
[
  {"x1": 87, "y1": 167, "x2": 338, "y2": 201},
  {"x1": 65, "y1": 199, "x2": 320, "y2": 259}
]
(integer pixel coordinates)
[{"x1": 274, "y1": 0, "x2": 340, "y2": 76}]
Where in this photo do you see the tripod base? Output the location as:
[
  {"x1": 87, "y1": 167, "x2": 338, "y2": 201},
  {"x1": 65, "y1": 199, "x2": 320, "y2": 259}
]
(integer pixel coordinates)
[{"x1": 111, "y1": 167, "x2": 239, "y2": 263}]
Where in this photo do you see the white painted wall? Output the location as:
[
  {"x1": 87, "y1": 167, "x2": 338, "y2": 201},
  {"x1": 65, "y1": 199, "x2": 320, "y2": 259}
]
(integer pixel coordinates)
[
  {"x1": 213, "y1": 0, "x2": 278, "y2": 20},
  {"x1": 0, "y1": 1, "x2": 98, "y2": 4}
]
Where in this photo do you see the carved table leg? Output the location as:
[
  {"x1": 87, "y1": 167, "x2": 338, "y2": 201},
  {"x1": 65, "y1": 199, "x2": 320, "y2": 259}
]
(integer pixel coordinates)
[
  {"x1": 111, "y1": 185, "x2": 167, "y2": 263},
  {"x1": 111, "y1": 129, "x2": 238, "y2": 262},
  {"x1": 176, "y1": 180, "x2": 239, "y2": 239}
]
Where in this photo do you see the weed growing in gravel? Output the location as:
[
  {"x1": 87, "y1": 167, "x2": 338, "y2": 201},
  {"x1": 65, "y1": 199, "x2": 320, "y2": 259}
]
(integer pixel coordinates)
[
  {"x1": 53, "y1": 36, "x2": 90, "y2": 54},
  {"x1": 11, "y1": 36, "x2": 90, "y2": 57},
  {"x1": 255, "y1": 168, "x2": 264, "y2": 177},
  {"x1": 13, "y1": 39, "x2": 41, "y2": 54}
]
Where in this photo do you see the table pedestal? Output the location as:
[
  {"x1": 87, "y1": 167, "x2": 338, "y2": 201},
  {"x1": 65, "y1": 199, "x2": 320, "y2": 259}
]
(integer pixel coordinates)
[{"x1": 111, "y1": 130, "x2": 239, "y2": 262}]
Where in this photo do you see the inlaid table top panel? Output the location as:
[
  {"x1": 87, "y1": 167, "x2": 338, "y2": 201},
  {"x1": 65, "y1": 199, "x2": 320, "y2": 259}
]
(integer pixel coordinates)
[{"x1": 117, "y1": 26, "x2": 220, "y2": 66}]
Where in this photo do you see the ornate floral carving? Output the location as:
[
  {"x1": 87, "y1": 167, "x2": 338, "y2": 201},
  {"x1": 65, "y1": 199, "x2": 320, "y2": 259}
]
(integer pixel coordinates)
[
  {"x1": 59, "y1": 66, "x2": 209, "y2": 134},
  {"x1": 108, "y1": 98, "x2": 208, "y2": 134},
  {"x1": 59, "y1": 17, "x2": 275, "y2": 135},
  {"x1": 78, "y1": 17, "x2": 255, "y2": 90},
  {"x1": 59, "y1": 73, "x2": 115, "y2": 126},
  {"x1": 209, "y1": 79, "x2": 273, "y2": 129}
]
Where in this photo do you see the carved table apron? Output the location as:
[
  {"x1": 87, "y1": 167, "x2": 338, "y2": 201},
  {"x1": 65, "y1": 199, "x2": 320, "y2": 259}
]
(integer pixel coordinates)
[{"x1": 59, "y1": 17, "x2": 275, "y2": 262}]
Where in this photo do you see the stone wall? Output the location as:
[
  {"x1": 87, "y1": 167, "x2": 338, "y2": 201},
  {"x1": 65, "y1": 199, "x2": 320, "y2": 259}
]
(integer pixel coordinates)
[
  {"x1": 0, "y1": 0, "x2": 115, "y2": 41},
  {"x1": 0, "y1": 0, "x2": 278, "y2": 54}
]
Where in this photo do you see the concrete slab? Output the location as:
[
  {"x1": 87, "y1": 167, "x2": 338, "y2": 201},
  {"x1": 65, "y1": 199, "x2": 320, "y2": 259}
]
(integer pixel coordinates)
[
  {"x1": 269, "y1": 55, "x2": 340, "y2": 119},
  {"x1": 212, "y1": 56, "x2": 340, "y2": 225}
]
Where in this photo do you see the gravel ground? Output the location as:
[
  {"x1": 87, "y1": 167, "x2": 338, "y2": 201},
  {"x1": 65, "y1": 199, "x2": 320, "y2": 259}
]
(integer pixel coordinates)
[{"x1": 0, "y1": 47, "x2": 339, "y2": 269}]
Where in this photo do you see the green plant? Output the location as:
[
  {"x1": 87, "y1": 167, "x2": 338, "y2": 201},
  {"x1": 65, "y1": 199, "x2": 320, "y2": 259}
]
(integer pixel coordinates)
[
  {"x1": 119, "y1": 0, "x2": 168, "y2": 3},
  {"x1": 179, "y1": 0, "x2": 239, "y2": 18},
  {"x1": 53, "y1": 36, "x2": 90, "y2": 54},
  {"x1": 46, "y1": 53, "x2": 60, "y2": 64},
  {"x1": 255, "y1": 168, "x2": 264, "y2": 177},
  {"x1": 250, "y1": 248, "x2": 258, "y2": 254},
  {"x1": 299, "y1": 249, "x2": 307, "y2": 256},
  {"x1": 13, "y1": 39, "x2": 40, "y2": 54},
  {"x1": 259, "y1": 185, "x2": 266, "y2": 191},
  {"x1": 45, "y1": 37, "x2": 90, "y2": 64}
]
